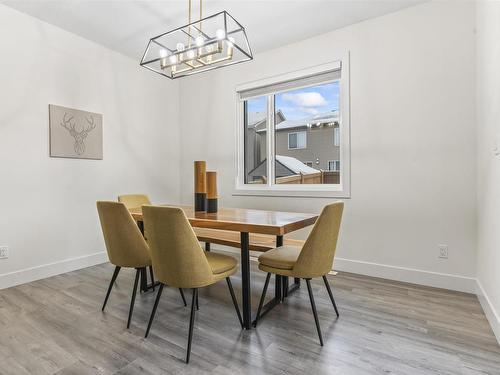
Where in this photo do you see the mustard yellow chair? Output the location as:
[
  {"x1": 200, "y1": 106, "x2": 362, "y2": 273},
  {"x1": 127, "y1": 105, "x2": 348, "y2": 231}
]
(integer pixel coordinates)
[
  {"x1": 142, "y1": 205, "x2": 243, "y2": 363},
  {"x1": 97, "y1": 201, "x2": 153, "y2": 329},
  {"x1": 118, "y1": 194, "x2": 151, "y2": 209},
  {"x1": 254, "y1": 202, "x2": 344, "y2": 346},
  {"x1": 117, "y1": 194, "x2": 156, "y2": 289}
]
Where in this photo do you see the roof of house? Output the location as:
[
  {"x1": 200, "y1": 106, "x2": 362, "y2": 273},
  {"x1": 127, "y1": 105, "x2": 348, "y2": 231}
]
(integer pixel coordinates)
[
  {"x1": 256, "y1": 110, "x2": 339, "y2": 132},
  {"x1": 247, "y1": 155, "x2": 319, "y2": 178},
  {"x1": 247, "y1": 110, "x2": 286, "y2": 128},
  {"x1": 276, "y1": 155, "x2": 319, "y2": 175}
]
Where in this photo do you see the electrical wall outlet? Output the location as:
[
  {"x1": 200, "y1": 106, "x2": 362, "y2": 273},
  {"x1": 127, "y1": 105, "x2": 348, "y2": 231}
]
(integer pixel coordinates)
[
  {"x1": 438, "y1": 244, "x2": 448, "y2": 259},
  {"x1": 0, "y1": 246, "x2": 8, "y2": 259}
]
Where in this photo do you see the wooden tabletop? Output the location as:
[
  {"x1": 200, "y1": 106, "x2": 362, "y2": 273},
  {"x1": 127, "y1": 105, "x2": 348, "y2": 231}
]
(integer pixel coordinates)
[{"x1": 129, "y1": 205, "x2": 318, "y2": 236}]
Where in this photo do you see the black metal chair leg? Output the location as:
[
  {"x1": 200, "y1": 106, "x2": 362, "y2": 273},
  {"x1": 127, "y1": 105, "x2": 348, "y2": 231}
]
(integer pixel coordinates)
[
  {"x1": 322, "y1": 275, "x2": 339, "y2": 317},
  {"x1": 305, "y1": 279, "x2": 323, "y2": 346},
  {"x1": 253, "y1": 272, "x2": 271, "y2": 327},
  {"x1": 149, "y1": 266, "x2": 155, "y2": 292},
  {"x1": 186, "y1": 288, "x2": 198, "y2": 364},
  {"x1": 102, "y1": 266, "x2": 120, "y2": 311},
  {"x1": 145, "y1": 283, "x2": 164, "y2": 338},
  {"x1": 196, "y1": 290, "x2": 199, "y2": 311},
  {"x1": 179, "y1": 288, "x2": 187, "y2": 307},
  {"x1": 226, "y1": 277, "x2": 243, "y2": 328},
  {"x1": 127, "y1": 268, "x2": 141, "y2": 329}
]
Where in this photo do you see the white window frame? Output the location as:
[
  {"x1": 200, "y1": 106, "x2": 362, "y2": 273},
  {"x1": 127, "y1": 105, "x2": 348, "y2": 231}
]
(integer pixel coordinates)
[
  {"x1": 234, "y1": 54, "x2": 351, "y2": 198},
  {"x1": 288, "y1": 131, "x2": 307, "y2": 150},
  {"x1": 333, "y1": 125, "x2": 340, "y2": 147}
]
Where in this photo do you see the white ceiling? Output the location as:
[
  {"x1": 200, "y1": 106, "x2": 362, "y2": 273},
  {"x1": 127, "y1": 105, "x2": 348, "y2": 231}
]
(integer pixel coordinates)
[{"x1": 2, "y1": 0, "x2": 425, "y2": 60}]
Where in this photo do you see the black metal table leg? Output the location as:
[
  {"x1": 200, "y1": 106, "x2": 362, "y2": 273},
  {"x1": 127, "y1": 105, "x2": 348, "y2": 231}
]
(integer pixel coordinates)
[
  {"x1": 240, "y1": 232, "x2": 251, "y2": 330},
  {"x1": 137, "y1": 220, "x2": 144, "y2": 235},
  {"x1": 136, "y1": 220, "x2": 159, "y2": 293},
  {"x1": 283, "y1": 276, "x2": 289, "y2": 301},
  {"x1": 275, "y1": 235, "x2": 283, "y2": 302}
]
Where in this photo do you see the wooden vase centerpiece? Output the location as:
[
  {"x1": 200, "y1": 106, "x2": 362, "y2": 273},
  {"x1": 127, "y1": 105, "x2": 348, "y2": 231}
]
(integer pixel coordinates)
[
  {"x1": 194, "y1": 161, "x2": 207, "y2": 212},
  {"x1": 206, "y1": 171, "x2": 218, "y2": 213}
]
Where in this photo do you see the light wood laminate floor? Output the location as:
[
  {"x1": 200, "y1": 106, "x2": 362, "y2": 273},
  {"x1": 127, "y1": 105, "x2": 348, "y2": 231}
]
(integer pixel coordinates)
[{"x1": 0, "y1": 261, "x2": 499, "y2": 374}]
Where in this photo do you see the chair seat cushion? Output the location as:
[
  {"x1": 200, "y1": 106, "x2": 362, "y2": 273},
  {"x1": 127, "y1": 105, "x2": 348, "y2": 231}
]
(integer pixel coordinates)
[
  {"x1": 205, "y1": 252, "x2": 238, "y2": 274},
  {"x1": 258, "y1": 245, "x2": 302, "y2": 270}
]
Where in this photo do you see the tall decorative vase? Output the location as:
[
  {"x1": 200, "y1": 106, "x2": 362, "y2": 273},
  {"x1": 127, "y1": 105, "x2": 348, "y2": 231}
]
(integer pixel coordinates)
[
  {"x1": 194, "y1": 161, "x2": 207, "y2": 212},
  {"x1": 206, "y1": 171, "x2": 218, "y2": 213}
]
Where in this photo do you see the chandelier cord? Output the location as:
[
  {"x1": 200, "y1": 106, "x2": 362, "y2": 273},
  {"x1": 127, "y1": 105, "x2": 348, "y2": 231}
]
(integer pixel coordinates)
[{"x1": 188, "y1": 0, "x2": 192, "y2": 46}]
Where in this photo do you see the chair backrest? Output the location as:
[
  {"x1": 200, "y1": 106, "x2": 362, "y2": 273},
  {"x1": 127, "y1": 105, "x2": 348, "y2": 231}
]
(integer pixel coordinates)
[
  {"x1": 118, "y1": 194, "x2": 151, "y2": 209},
  {"x1": 142, "y1": 205, "x2": 214, "y2": 288},
  {"x1": 96, "y1": 201, "x2": 151, "y2": 268},
  {"x1": 293, "y1": 202, "x2": 344, "y2": 278}
]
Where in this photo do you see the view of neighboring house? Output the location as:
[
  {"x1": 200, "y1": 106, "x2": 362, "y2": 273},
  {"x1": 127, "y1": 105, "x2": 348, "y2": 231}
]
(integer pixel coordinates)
[{"x1": 245, "y1": 110, "x2": 340, "y2": 183}]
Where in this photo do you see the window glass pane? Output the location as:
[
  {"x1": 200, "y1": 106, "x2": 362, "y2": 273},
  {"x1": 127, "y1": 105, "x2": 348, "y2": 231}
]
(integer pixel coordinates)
[
  {"x1": 274, "y1": 81, "x2": 340, "y2": 184},
  {"x1": 244, "y1": 96, "x2": 267, "y2": 184},
  {"x1": 297, "y1": 132, "x2": 307, "y2": 148}
]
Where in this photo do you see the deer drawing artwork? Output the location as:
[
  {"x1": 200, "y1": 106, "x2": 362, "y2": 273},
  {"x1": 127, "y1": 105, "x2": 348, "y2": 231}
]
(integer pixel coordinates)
[{"x1": 60, "y1": 112, "x2": 96, "y2": 155}]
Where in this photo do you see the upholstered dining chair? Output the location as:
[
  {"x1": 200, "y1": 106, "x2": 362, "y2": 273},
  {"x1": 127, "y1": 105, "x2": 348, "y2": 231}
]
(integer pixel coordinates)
[
  {"x1": 253, "y1": 202, "x2": 344, "y2": 346},
  {"x1": 117, "y1": 194, "x2": 156, "y2": 289},
  {"x1": 142, "y1": 205, "x2": 243, "y2": 363},
  {"x1": 97, "y1": 201, "x2": 187, "y2": 329},
  {"x1": 118, "y1": 194, "x2": 151, "y2": 210},
  {"x1": 97, "y1": 201, "x2": 153, "y2": 329}
]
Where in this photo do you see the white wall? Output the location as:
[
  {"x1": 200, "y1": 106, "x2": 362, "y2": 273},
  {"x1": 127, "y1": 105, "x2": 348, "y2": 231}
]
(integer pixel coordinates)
[
  {"x1": 0, "y1": 2, "x2": 483, "y2": 297},
  {"x1": 0, "y1": 4, "x2": 180, "y2": 288},
  {"x1": 179, "y1": 1, "x2": 477, "y2": 292},
  {"x1": 476, "y1": 0, "x2": 500, "y2": 342}
]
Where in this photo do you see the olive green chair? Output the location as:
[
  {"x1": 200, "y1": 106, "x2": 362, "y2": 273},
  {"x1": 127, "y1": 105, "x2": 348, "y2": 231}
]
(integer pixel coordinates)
[
  {"x1": 254, "y1": 202, "x2": 344, "y2": 346},
  {"x1": 97, "y1": 201, "x2": 153, "y2": 329},
  {"x1": 142, "y1": 205, "x2": 243, "y2": 364}
]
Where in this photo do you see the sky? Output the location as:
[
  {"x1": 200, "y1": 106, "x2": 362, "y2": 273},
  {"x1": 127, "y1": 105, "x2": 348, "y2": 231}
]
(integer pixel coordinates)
[{"x1": 247, "y1": 81, "x2": 339, "y2": 121}]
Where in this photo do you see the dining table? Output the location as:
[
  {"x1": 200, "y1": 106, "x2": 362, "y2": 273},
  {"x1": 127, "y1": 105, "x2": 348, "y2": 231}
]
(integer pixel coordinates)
[{"x1": 129, "y1": 205, "x2": 318, "y2": 330}]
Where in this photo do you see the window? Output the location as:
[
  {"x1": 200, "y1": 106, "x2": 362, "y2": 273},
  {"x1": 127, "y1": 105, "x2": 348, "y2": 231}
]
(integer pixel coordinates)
[
  {"x1": 243, "y1": 96, "x2": 267, "y2": 184},
  {"x1": 236, "y1": 57, "x2": 350, "y2": 197},
  {"x1": 288, "y1": 132, "x2": 307, "y2": 150},
  {"x1": 328, "y1": 160, "x2": 340, "y2": 171}
]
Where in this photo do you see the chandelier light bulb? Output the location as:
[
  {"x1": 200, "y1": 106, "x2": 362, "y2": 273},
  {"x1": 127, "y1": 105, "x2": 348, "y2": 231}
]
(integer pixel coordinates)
[
  {"x1": 187, "y1": 49, "x2": 196, "y2": 59},
  {"x1": 169, "y1": 54, "x2": 177, "y2": 64},
  {"x1": 216, "y1": 29, "x2": 226, "y2": 40},
  {"x1": 176, "y1": 42, "x2": 185, "y2": 52},
  {"x1": 195, "y1": 36, "x2": 205, "y2": 47},
  {"x1": 159, "y1": 49, "x2": 168, "y2": 58}
]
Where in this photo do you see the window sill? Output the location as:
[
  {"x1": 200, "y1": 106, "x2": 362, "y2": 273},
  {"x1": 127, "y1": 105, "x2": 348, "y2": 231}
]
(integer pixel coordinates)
[{"x1": 232, "y1": 185, "x2": 350, "y2": 198}]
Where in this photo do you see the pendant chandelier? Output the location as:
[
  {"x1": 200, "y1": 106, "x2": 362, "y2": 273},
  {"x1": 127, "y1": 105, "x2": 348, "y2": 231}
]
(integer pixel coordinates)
[{"x1": 140, "y1": 0, "x2": 253, "y2": 79}]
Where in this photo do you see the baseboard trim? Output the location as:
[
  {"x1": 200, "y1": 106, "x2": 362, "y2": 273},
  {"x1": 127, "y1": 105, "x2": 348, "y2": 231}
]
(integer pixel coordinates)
[
  {"x1": 0, "y1": 251, "x2": 108, "y2": 290},
  {"x1": 214, "y1": 245, "x2": 476, "y2": 293},
  {"x1": 334, "y1": 257, "x2": 477, "y2": 293},
  {"x1": 476, "y1": 279, "x2": 500, "y2": 344}
]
